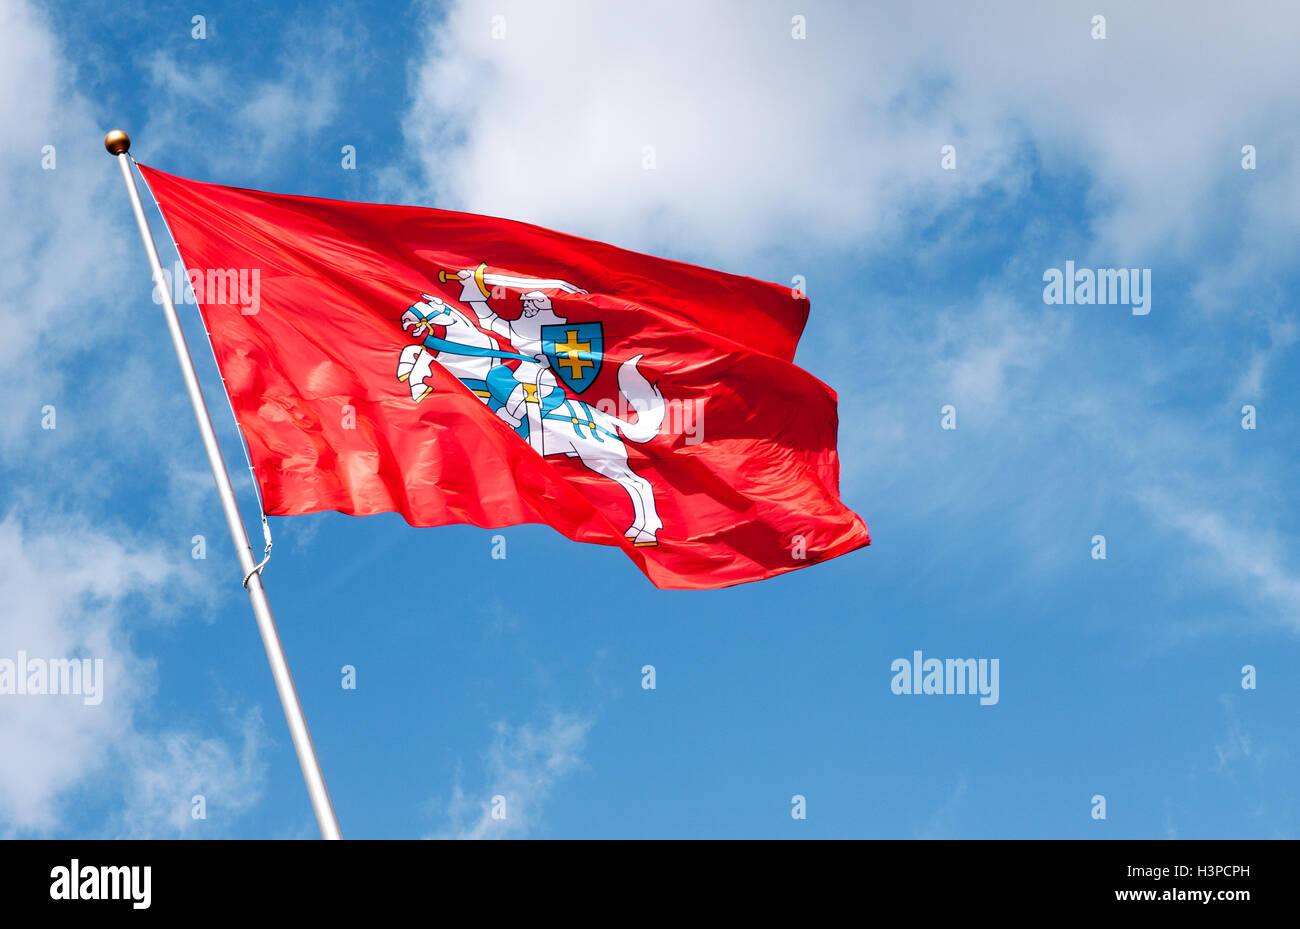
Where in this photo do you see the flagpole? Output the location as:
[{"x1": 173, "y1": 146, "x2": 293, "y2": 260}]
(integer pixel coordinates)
[{"x1": 105, "y1": 130, "x2": 343, "y2": 840}]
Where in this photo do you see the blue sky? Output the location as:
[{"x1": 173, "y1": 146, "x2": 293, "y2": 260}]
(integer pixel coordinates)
[{"x1": 2, "y1": 0, "x2": 1298, "y2": 838}]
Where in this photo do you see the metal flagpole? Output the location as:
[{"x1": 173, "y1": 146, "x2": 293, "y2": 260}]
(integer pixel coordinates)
[{"x1": 105, "y1": 130, "x2": 343, "y2": 840}]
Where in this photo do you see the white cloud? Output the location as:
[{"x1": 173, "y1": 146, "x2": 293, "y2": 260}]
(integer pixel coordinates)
[
  {"x1": 935, "y1": 295, "x2": 1066, "y2": 414},
  {"x1": 0, "y1": 512, "x2": 262, "y2": 838},
  {"x1": 1232, "y1": 316, "x2": 1298, "y2": 401},
  {"x1": 140, "y1": 19, "x2": 362, "y2": 175},
  {"x1": 916, "y1": 771, "x2": 968, "y2": 839},
  {"x1": 0, "y1": 2, "x2": 128, "y2": 451},
  {"x1": 431, "y1": 711, "x2": 591, "y2": 839},
  {"x1": 0, "y1": 516, "x2": 165, "y2": 833},
  {"x1": 398, "y1": 1, "x2": 1008, "y2": 260},
  {"x1": 1138, "y1": 489, "x2": 1300, "y2": 632},
  {"x1": 1211, "y1": 694, "x2": 1263, "y2": 775},
  {"x1": 400, "y1": 0, "x2": 1300, "y2": 270},
  {"x1": 112, "y1": 707, "x2": 267, "y2": 839}
]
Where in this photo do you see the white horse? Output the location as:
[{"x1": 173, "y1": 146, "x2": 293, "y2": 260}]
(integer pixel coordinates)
[
  {"x1": 396, "y1": 296, "x2": 499, "y2": 401},
  {"x1": 395, "y1": 293, "x2": 666, "y2": 545}
]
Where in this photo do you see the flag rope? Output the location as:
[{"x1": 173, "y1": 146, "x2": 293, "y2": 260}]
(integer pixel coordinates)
[{"x1": 129, "y1": 156, "x2": 274, "y2": 583}]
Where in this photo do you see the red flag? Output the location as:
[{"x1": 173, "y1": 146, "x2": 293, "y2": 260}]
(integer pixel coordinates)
[{"x1": 138, "y1": 165, "x2": 869, "y2": 589}]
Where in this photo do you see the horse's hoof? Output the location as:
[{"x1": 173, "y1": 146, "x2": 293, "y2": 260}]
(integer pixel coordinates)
[{"x1": 626, "y1": 529, "x2": 658, "y2": 547}]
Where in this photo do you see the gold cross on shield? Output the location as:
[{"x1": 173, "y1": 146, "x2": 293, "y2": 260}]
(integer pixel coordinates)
[{"x1": 553, "y1": 330, "x2": 594, "y2": 381}]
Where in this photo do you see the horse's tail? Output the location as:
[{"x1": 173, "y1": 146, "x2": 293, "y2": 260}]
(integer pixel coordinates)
[{"x1": 612, "y1": 355, "x2": 664, "y2": 444}]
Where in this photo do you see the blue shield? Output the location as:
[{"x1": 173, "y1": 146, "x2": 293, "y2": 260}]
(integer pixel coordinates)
[{"x1": 542, "y1": 322, "x2": 604, "y2": 394}]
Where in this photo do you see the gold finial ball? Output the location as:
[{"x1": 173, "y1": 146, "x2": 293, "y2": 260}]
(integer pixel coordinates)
[{"x1": 104, "y1": 130, "x2": 131, "y2": 155}]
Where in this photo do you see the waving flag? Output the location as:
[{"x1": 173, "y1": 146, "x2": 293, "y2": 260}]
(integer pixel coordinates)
[{"x1": 138, "y1": 165, "x2": 869, "y2": 589}]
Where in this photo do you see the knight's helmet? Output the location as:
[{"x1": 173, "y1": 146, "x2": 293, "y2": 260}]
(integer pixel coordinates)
[{"x1": 519, "y1": 290, "x2": 552, "y2": 312}]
